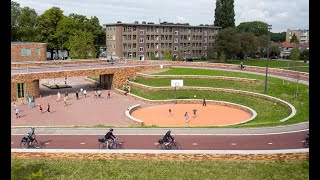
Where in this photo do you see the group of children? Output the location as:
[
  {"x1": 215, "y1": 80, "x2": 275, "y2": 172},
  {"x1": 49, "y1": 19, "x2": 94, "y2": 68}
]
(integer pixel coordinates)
[{"x1": 168, "y1": 108, "x2": 198, "y2": 124}]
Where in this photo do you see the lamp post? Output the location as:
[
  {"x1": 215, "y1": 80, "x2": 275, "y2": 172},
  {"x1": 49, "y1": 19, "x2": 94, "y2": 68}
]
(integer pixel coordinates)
[
  {"x1": 61, "y1": 33, "x2": 64, "y2": 60},
  {"x1": 264, "y1": 24, "x2": 272, "y2": 94}
]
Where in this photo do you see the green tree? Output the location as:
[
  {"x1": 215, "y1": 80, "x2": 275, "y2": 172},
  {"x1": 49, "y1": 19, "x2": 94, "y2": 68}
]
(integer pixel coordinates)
[
  {"x1": 238, "y1": 32, "x2": 258, "y2": 59},
  {"x1": 290, "y1": 47, "x2": 301, "y2": 60},
  {"x1": 68, "y1": 30, "x2": 96, "y2": 59},
  {"x1": 237, "y1": 21, "x2": 268, "y2": 37},
  {"x1": 212, "y1": 27, "x2": 240, "y2": 59},
  {"x1": 214, "y1": 0, "x2": 235, "y2": 28},
  {"x1": 299, "y1": 49, "x2": 309, "y2": 62},
  {"x1": 257, "y1": 35, "x2": 269, "y2": 58},
  {"x1": 269, "y1": 45, "x2": 280, "y2": 57},
  {"x1": 11, "y1": 1, "x2": 21, "y2": 41},
  {"x1": 17, "y1": 7, "x2": 38, "y2": 42},
  {"x1": 271, "y1": 32, "x2": 286, "y2": 42},
  {"x1": 36, "y1": 7, "x2": 65, "y2": 59},
  {"x1": 290, "y1": 33, "x2": 299, "y2": 44},
  {"x1": 163, "y1": 50, "x2": 172, "y2": 60}
]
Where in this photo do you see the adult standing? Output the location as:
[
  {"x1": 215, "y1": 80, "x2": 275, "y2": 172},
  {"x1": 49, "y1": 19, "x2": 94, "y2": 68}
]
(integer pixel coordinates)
[
  {"x1": 76, "y1": 91, "x2": 79, "y2": 100},
  {"x1": 193, "y1": 108, "x2": 197, "y2": 118},
  {"x1": 13, "y1": 103, "x2": 17, "y2": 110},
  {"x1": 203, "y1": 97, "x2": 206, "y2": 106},
  {"x1": 184, "y1": 112, "x2": 189, "y2": 124},
  {"x1": 47, "y1": 103, "x2": 51, "y2": 114},
  {"x1": 83, "y1": 89, "x2": 87, "y2": 98},
  {"x1": 57, "y1": 92, "x2": 61, "y2": 102},
  {"x1": 80, "y1": 88, "x2": 83, "y2": 95},
  {"x1": 65, "y1": 91, "x2": 68, "y2": 98},
  {"x1": 168, "y1": 109, "x2": 172, "y2": 117},
  {"x1": 107, "y1": 89, "x2": 111, "y2": 99},
  {"x1": 64, "y1": 96, "x2": 68, "y2": 107},
  {"x1": 15, "y1": 108, "x2": 20, "y2": 118}
]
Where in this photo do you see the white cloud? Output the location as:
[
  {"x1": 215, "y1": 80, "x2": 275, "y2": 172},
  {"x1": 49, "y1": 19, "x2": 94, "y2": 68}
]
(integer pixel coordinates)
[{"x1": 13, "y1": 0, "x2": 309, "y2": 33}]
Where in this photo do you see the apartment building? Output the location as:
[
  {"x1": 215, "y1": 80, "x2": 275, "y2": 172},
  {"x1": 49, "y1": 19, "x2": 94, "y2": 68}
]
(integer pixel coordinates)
[
  {"x1": 11, "y1": 42, "x2": 47, "y2": 62},
  {"x1": 286, "y1": 29, "x2": 309, "y2": 43},
  {"x1": 104, "y1": 21, "x2": 221, "y2": 60}
]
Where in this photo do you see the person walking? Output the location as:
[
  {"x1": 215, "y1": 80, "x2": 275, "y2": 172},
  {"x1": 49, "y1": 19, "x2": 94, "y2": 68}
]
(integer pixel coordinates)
[
  {"x1": 83, "y1": 89, "x2": 87, "y2": 98},
  {"x1": 63, "y1": 96, "x2": 68, "y2": 107},
  {"x1": 57, "y1": 92, "x2": 61, "y2": 102},
  {"x1": 76, "y1": 91, "x2": 79, "y2": 100},
  {"x1": 47, "y1": 103, "x2": 51, "y2": 114},
  {"x1": 184, "y1": 112, "x2": 189, "y2": 124},
  {"x1": 80, "y1": 88, "x2": 83, "y2": 95},
  {"x1": 193, "y1": 108, "x2": 197, "y2": 118},
  {"x1": 97, "y1": 90, "x2": 101, "y2": 98},
  {"x1": 15, "y1": 108, "x2": 20, "y2": 118},
  {"x1": 203, "y1": 97, "x2": 206, "y2": 106},
  {"x1": 13, "y1": 103, "x2": 17, "y2": 110},
  {"x1": 107, "y1": 89, "x2": 111, "y2": 99},
  {"x1": 168, "y1": 108, "x2": 172, "y2": 117},
  {"x1": 94, "y1": 90, "x2": 98, "y2": 99},
  {"x1": 39, "y1": 104, "x2": 43, "y2": 113}
]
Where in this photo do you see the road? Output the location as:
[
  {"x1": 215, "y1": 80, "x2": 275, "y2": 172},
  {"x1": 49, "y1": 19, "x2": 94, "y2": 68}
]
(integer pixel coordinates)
[{"x1": 11, "y1": 130, "x2": 308, "y2": 150}]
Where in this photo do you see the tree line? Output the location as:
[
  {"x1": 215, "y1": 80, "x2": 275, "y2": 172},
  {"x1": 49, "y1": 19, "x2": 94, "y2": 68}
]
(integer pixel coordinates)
[{"x1": 11, "y1": 1, "x2": 105, "y2": 59}]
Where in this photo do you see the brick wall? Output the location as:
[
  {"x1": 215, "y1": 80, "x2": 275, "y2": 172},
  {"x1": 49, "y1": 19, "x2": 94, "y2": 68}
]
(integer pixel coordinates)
[{"x1": 11, "y1": 43, "x2": 47, "y2": 62}]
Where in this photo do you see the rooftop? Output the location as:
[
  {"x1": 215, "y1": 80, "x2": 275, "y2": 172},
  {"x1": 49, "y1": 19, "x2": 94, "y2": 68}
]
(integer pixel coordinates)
[
  {"x1": 11, "y1": 41, "x2": 46, "y2": 45},
  {"x1": 104, "y1": 21, "x2": 221, "y2": 29}
]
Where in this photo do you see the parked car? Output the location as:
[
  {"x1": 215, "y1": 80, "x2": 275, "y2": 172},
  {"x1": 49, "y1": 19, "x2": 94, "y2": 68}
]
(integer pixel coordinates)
[
  {"x1": 270, "y1": 55, "x2": 278, "y2": 59},
  {"x1": 184, "y1": 58, "x2": 193, "y2": 62}
]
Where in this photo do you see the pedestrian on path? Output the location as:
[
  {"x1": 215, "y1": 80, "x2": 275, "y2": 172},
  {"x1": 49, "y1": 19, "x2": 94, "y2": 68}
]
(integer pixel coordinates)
[
  {"x1": 15, "y1": 108, "x2": 20, "y2": 118},
  {"x1": 47, "y1": 103, "x2": 51, "y2": 114},
  {"x1": 65, "y1": 91, "x2": 68, "y2": 98},
  {"x1": 193, "y1": 108, "x2": 197, "y2": 118},
  {"x1": 63, "y1": 96, "x2": 68, "y2": 107},
  {"x1": 76, "y1": 91, "x2": 79, "y2": 100},
  {"x1": 203, "y1": 97, "x2": 206, "y2": 106},
  {"x1": 94, "y1": 90, "x2": 98, "y2": 98},
  {"x1": 39, "y1": 104, "x2": 43, "y2": 113},
  {"x1": 13, "y1": 103, "x2": 17, "y2": 110},
  {"x1": 83, "y1": 89, "x2": 87, "y2": 98},
  {"x1": 80, "y1": 88, "x2": 83, "y2": 95},
  {"x1": 57, "y1": 92, "x2": 61, "y2": 102},
  {"x1": 168, "y1": 109, "x2": 172, "y2": 117},
  {"x1": 107, "y1": 89, "x2": 111, "y2": 99},
  {"x1": 97, "y1": 90, "x2": 101, "y2": 98},
  {"x1": 184, "y1": 112, "x2": 189, "y2": 124},
  {"x1": 28, "y1": 97, "x2": 32, "y2": 109}
]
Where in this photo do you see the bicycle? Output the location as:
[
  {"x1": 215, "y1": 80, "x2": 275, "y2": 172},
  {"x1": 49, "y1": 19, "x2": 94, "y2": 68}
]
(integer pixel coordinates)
[
  {"x1": 20, "y1": 135, "x2": 42, "y2": 149},
  {"x1": 157, "y1": 139, "x2": 181, "y2": 150},
  {"x1": 98, "y1": 137, "x2": 124, "y2": 149}
]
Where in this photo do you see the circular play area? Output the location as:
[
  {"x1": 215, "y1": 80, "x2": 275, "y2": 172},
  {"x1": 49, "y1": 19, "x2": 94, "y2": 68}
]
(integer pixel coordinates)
[{"x1": 131, "y1": 103, "x2": 255, "y2": 127}]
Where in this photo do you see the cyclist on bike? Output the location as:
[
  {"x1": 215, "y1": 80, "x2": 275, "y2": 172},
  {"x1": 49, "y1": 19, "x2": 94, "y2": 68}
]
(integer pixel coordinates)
[
  {"x1": 27, "y1": 127, "x2": 35, "y2": 145},
  {"x1": 105, "y1": 128, "x2": 116, "y2": 145},
  {"x1": 163, "y1": 130, "x2": 174, "y2": 146}
]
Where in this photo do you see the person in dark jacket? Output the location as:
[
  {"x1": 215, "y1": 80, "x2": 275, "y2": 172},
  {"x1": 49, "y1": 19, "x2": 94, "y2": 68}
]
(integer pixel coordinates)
[{"x1": 162, "y1": 130, "x2": 174, "y2": 146}]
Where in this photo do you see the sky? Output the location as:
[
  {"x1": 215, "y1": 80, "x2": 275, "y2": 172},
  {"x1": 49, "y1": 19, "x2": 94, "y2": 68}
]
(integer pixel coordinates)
[{"x1": 13, "y1": 0, "x2": 309, "y2": 33}]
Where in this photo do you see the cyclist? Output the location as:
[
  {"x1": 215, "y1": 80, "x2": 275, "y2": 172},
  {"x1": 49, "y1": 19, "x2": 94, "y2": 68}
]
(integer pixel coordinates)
[
  {"x1": 162, "y1": 130, "x2": 174, "y2": 146},
  {"x1": 105, "y1": 128, "x2": 116, "y2": 146},
  {"x1": 27, "y1": 127, "x2": 35, "y2": 145}
]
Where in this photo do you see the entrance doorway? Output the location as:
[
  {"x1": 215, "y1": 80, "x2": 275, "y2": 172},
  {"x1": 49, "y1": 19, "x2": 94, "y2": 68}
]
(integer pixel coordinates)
[
  {"x1": 99, "y1": 74, "x2": 113, "y2": 89},
  {"x1": 139, "y1": 55, "x2": 144, "y2": 60}
]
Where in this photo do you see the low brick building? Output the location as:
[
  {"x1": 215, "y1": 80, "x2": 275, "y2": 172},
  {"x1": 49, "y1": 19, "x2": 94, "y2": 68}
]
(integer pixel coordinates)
[{"x1": 11, "y1": 42, "x2": 47, "y2": 62}]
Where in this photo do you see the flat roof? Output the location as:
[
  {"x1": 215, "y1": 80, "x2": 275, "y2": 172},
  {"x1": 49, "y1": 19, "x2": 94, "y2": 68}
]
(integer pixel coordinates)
[{"x1": 103, "y1": 23, "x2": 221, "y2": 29}]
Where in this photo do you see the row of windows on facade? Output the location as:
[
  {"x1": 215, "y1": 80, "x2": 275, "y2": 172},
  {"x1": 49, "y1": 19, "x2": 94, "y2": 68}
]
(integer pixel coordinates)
[
  {"x1": 107, "y1": 43, "x2": 209, "y2": 50},
  {"x1": 121, "y1": 51, "x2": 207, "y2": 58},
  {"x1": 21, "y1": 48, "x2": 41, "y2": 56},
  {"x1": 121, "y1": 35, "x2": 210, "y2": 41},
  {"x1": 107, "y1": 26, "x2": 217, "y2": 35},
  {"x1": 122, "y1": 46, "x2": 207, "y2": 52}
]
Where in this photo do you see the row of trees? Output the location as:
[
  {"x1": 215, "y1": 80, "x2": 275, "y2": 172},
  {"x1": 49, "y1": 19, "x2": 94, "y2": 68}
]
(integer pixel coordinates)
[{"x1": 11, "y1": 1, "x2": 105, "y2": 59}]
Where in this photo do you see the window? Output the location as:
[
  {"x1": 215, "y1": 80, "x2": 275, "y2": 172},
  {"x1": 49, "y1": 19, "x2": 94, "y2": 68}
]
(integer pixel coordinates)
[
  {"x1": 204, "y1": 38, "x2": 207, "y2": 43},
  {"x1": 17, "y1": 83, "x2": 25, "y2": 98},
  {"x1": 139, "y1": 47, "x2": 144, "y2": 52},
  {"x1": 139, "y1": 38, "x2": 144, "y2": 43},
  {"x1": 204, "y1": 31, "x2": 207, "y2": 36},
  {"x1": 140, "y1": 30, "x2": 144, "y2": 35},
  {"x1": 204, "y1": 46, "x2": 207, "y2": 50},
  {"x1": 36, "y1": 48, "x2": 41, "y2": 55},
  {"x1": 21, "y1": 48, "x2": 31, "y2": 56},
  {"x1": 174, "y1": 38, "x2": 178, "y2": 43},
  {"x1": 174, "y1": 46, "x2": 178, "y2": 51},
  {"x1": 174, "y1": 31, "x2": 179, "y2": 35},
  {"x1": 133, "y1": 43, "x2": 136, "y2": 48}
]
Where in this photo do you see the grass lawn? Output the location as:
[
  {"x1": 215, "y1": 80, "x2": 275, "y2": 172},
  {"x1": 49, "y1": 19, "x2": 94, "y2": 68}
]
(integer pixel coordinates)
[
  {"x1": 129, "y1": 67, "x2": 309, "y2": 127},
  {"x1": 11, "y1": 158, "x2": 309, "y2": 180},
  {"x1": 224, "y1": 59, "x2": 308, "y2": 70}
]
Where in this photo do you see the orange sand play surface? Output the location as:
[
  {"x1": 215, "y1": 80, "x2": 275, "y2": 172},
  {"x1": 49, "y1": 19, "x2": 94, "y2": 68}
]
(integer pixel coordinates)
[{"x1": 131, "y1": 104, "x2": 252, "y2": 127}]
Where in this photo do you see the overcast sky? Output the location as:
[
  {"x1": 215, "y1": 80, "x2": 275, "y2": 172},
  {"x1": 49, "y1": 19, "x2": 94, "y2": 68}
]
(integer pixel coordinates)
[{"x1": 14, "y1": 0, "x2": 309, "y2": 33}]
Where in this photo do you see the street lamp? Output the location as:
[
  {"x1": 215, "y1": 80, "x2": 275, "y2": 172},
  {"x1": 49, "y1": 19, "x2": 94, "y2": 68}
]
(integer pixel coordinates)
[
  {"x1": 61, "y1": 33, "x2": 64, "y2": 60},
  {"x1": 264, "y1": 24, "x2": 272, "y2": 94}
]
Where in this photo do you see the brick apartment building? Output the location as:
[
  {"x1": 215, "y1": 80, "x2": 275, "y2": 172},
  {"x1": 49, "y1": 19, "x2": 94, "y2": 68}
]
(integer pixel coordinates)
[
  {"x1": 104, "y1": 21, "x2": 221, "y2": 60},
  {"x1": 286, "y1": 29, "x2": 309, "y2": 43},
  {"x1": 11, "y1": 42, "x2": 47, "y2": 62}
]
